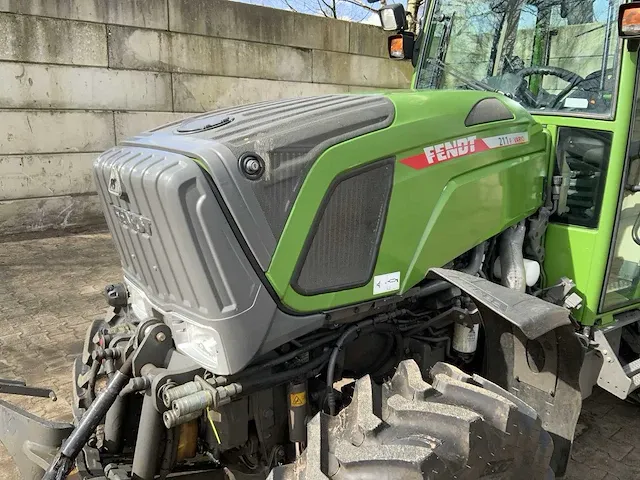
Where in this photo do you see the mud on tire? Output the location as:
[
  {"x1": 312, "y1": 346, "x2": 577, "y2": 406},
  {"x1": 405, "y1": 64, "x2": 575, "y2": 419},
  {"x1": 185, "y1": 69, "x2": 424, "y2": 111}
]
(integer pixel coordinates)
[{"x1": 269, "y1": 360, "x2": 554, "y2": 479}]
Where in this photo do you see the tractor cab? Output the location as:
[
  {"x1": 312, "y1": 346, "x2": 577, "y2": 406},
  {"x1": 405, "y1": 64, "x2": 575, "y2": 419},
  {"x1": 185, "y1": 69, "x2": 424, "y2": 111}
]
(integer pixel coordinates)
[{"x1": 383, "y1": 0, "x2": 640, "y2": 399}]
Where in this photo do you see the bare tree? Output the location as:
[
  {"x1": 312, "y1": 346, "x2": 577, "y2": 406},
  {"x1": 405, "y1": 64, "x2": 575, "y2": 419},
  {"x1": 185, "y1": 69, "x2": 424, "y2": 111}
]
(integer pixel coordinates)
[
  {"x1": 277, "y1": 0, "x2": 383, "y2": 22},
  {"x1": 406, "y1": 0, "x2": 423, "y2": 32}
]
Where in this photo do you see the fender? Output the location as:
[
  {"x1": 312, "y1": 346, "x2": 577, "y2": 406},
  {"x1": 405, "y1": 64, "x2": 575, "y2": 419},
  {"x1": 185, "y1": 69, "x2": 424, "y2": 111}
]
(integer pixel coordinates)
[
  {"x1": 428, "y1": 267, "x2": 571, "y2": 338},
  {"x1": 429, "y1": 268, "x2": 584, "y2": 476}
]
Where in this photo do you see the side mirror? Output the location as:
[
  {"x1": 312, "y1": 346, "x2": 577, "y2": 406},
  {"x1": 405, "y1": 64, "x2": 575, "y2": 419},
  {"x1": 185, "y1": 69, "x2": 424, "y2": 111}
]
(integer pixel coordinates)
[
  {"x1": 388, "y1": 31, "x2": 415, "y2": 60},
  {"x1": 619, "y1": 3, "x2": 640, "y2": 38},
  {"x1": 379, "y1": 4, "x2": 406, "y2": 32}
]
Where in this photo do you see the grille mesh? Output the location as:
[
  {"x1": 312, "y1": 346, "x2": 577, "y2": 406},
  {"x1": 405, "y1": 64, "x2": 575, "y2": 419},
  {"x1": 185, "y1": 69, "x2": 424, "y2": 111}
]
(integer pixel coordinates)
[{"x1": 295, "y1": 161, "x2": 394, "y2": 294}]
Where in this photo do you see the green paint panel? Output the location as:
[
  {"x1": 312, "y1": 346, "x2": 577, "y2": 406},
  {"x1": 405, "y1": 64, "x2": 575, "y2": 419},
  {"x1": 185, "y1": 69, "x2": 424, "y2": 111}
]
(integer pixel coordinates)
[
  {"x1": 267, "y1": 90, "x2": 548, "y2": 312},
  {"x1": 540, "y1": 50, "x2": 638, "y2": 325},
  {"x1": 266, "y1": 28, "x2": 639, "y2": 318}
]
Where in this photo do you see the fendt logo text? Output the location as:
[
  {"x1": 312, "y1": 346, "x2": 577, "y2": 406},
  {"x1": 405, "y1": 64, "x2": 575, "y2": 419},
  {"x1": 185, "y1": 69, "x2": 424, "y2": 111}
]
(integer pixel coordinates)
[
  {"x1": 112, "y1": 205, "x2": 153, "y2": 236},
  {"x1": 401, "y1": 132, "x2": 529, "y2": 170}
]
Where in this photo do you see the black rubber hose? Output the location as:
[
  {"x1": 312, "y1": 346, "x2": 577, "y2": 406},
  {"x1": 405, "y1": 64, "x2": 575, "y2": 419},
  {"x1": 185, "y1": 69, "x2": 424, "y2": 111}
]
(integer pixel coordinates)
[
  {"x1": 414, "y1": 279, "x2": 451, "y2": 299},
  {"x1": 235, "y1": 332, "x2": 341, "y2": 379},
  {"x1": 240, "y1": 351, "x2": 331, "y2": 394},
  {"x1": 402, "y1": 315, "x2": 449, "y2": 337},
  {"x1": 461, "y1": 242, "x2": 486, "y2": 276},
  {"x1": 326, "y1": 319, "x2": 411, "y2": 415},
  {"x1": 415, "y1": 242, "x2": 485, "y2": 299},
  {"x1": 86, "y1": 359, "x2": 100, "y2": 403},
  {"x1": 326, "y1": 320, "x2": 374, "y2": 413}
]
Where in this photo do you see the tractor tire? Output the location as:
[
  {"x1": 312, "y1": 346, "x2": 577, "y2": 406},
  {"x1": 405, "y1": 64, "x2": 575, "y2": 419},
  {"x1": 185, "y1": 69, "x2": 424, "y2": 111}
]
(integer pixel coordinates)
[{"x1": 269, "y1": 360, "x2": 554, "y2": 480}]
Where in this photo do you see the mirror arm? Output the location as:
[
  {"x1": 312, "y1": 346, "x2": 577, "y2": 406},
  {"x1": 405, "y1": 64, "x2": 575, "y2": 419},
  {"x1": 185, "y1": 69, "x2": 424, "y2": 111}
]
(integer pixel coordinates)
[
  {"x1": 633, "y1": 213, "x2": 640, "y2": 246},
  {"x1": 625, "y1": 140, "x2": 640, "y2": 192}
]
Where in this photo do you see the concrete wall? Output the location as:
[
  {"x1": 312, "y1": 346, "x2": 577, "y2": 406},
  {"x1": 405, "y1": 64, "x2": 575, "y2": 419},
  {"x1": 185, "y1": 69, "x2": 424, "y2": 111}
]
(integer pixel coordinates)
[{"x1": 0, "y1": 0, "x2": 413, "y2": 235}]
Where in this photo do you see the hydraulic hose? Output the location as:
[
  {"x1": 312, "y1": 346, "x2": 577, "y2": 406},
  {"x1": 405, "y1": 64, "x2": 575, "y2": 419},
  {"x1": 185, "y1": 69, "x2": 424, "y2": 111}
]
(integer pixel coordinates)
[
  {"x1": 461, "y1": 242, "x2": 486, "y2": 276},
  {"x1": 43, "y1": 355, "x2": 134, "y2": 480},
  {"x1": 401, "y1": 314, "x2": 450, "y2": 337},
  {"x1": 86, "y1": 359, "x2": 100, "y2": 403},
  {"x1": 415, "y1": 242, "x2": 486, "y2": 298},
  {"x1": 326, "y1": 319, "x2": 404, "y2": 415},
  {"x1": 326, "y1": 319, "x2": 374, "y2": 415},
  {"x1": 241, "y1": 351, "x2": 331, "y2": 394},
  {"x1": 235, "y1": 332, "x2": 341, "y2": 380}
]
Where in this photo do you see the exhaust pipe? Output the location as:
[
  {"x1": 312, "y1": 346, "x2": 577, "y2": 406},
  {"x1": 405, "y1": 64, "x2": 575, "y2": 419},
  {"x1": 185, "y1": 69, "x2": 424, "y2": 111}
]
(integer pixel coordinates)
[{"x1": 499, "y1": 222, "x2": 526, "y2": 292}]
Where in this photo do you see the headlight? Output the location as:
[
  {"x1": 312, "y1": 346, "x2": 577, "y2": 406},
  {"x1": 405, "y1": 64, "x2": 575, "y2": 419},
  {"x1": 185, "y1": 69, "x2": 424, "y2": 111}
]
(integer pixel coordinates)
[
  {"x1": 127, "y1": 282, "x2": 153, "y2": 319},
  {"x1": 172, "y1": 320, "x2": 221, "y2": 372}
]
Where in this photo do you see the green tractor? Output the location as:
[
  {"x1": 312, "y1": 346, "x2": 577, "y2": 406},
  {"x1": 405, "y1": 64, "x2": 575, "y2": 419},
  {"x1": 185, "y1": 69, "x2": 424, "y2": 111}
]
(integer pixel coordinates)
[{"x1": 4, "y1": 0, "x2": 640, "y2": 478}]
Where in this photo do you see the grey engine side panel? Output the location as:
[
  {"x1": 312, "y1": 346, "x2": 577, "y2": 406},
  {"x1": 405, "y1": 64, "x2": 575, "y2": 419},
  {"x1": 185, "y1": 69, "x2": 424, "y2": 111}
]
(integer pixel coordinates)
[
  {"x1": 124, "y1": 94, "x2": 395, "y2": 268},
  {"x1": 94, "y1": 147, "x2": 322, "y2": 374}
]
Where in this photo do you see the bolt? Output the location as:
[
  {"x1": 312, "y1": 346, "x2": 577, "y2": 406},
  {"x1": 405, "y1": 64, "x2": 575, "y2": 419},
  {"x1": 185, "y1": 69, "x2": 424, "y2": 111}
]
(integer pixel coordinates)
[
  {"x1": 262, "y1": 409, "x2": 274, "y2": 419},
  {"x1": 156, "y1": 332, "x2": 166, "y2": 342},
  {"x1": 602, "y1": 350, "x2": 608, "y2": 356},
  {"x1": 244, "y1": 158, "x2": 261, "y2": 174},
  {"x1": 607, "y1": 358, "x2": 614, "y2": 363}
]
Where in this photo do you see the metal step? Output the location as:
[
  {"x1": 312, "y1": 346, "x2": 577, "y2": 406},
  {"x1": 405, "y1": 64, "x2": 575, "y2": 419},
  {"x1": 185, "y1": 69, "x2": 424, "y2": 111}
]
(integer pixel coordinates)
[
  {"x1": 601, "y1": 309, "x2": 640, "y2": 334},
  {"x1": 623, "y1": 357, "x2": 640, "y2": 377}
]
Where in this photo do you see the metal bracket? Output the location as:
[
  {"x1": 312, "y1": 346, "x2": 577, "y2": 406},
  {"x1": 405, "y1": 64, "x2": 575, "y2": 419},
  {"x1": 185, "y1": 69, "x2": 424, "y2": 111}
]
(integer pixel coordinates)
[
  {"x1": 131, "y1": 322, "x2": 173, "y2": 377},
  {"x1": 0, "y1": 379, "x2": 56, "y2": 400},
  {"x1": 594, "y1": 329, "x2": 640, "y2": 399}
]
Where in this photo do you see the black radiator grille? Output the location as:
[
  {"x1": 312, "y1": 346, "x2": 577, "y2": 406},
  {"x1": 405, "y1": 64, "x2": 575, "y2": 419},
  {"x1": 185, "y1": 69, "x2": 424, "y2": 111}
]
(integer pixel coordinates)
[{"x1": 295, "y1": 160, "x2": 394, "y2": 295}]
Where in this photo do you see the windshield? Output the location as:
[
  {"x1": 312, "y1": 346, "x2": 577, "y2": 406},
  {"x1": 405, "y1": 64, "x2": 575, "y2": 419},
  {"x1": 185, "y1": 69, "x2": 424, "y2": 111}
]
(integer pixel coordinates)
[{"x1": 415, "y1": 0, "x2": 623, "y2": 117}]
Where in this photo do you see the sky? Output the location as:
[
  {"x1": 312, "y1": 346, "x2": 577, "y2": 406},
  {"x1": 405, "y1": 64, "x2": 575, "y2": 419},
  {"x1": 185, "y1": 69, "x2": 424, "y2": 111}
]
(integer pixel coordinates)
[
  {"x1": 230, "y1": 0, "x2": 393, "y2": 23},
  {"x1": 232, "y1": 0, "x2": 616, "y2": 24}
]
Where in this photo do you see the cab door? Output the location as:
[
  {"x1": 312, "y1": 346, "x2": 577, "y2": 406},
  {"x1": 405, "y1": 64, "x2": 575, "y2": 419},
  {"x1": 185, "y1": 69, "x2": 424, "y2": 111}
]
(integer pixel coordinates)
[{"x1": 602, "y1": 104, "x2": 640, "y2": 311}]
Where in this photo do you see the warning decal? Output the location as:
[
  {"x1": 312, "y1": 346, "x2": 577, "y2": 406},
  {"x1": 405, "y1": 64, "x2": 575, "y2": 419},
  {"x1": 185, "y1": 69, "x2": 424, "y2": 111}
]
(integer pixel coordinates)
[
  {"x1": 373, "y1": 271, "x2": 401, "y2": 295},
  {"x1": 290, "y1": 391, "x2": 307, "y2": 407},
  {"x1": 400, "y1": 132, "x2": 529, "y2": 170}
]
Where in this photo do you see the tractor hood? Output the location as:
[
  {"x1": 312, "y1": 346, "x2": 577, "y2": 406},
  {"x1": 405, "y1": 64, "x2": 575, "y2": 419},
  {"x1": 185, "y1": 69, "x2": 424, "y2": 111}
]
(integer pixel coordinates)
[
  {"x1": 93, "y1": 95, "x2": 395, "y2": 374},
  {"x1": 119, "y1": 95, "x2": 396, "y2": 270},
  {"x1": 93, "y1": 91, "x2": 547, "y2": 374}
]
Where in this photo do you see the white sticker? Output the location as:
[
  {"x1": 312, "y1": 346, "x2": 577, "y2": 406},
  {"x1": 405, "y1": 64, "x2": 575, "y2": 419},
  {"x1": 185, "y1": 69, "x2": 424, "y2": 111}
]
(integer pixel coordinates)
[
  {"x1": 373, "y1": 271, "x2": 401, "y2": 295},
  {"x1": 564, "y1": 97, "x2": 589, "y2": 109}
]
